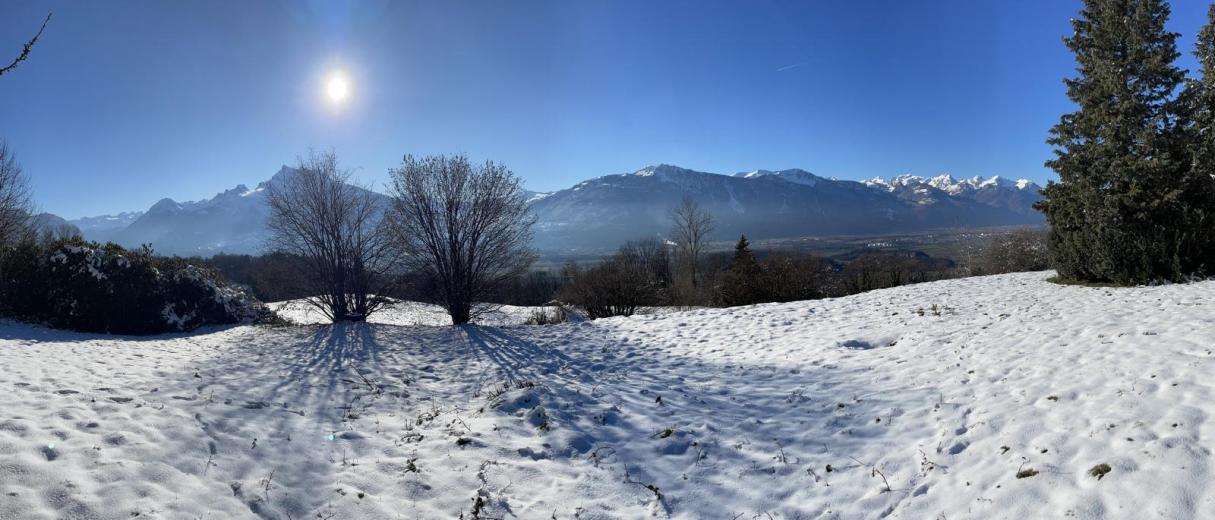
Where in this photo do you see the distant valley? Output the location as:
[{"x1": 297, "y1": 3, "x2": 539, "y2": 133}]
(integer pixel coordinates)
[{"x1": 55, "y1": 164, "x2": 1044, "y2": 257}]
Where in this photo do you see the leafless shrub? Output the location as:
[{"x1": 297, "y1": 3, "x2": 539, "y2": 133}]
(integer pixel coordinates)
[
  {"x1": 558, "y1": 241, "x2": 668, "y2": 319},
  {"x1": 386, "y1": 154, "x2": 536, "y2": 325},
  {"x1": 760, "y1": 250, "x2": 830, "y2": 302},
  {"x1": 971, "y1": 228, "x2": 1051, "y2": 275},
  {"x1": 525, "y1": 306, "x2": 568, "y2": 325},
  {"x1": 266, "y1": 150, "x2": 395, "y2": 322}
]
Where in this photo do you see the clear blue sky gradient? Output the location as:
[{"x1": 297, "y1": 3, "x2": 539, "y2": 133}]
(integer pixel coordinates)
[{"x1": 1, "y1": 0, "x2": 1213, "y2": 218}]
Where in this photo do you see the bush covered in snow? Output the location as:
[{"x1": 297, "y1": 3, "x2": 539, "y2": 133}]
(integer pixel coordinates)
[{"x1": 0, "y1": 238, "x2": 269, "y2": 334}]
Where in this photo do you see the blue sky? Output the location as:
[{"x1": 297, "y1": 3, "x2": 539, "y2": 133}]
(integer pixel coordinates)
[{"x1": 1, "y1": 0, "x2": 1213, "y2": 219}]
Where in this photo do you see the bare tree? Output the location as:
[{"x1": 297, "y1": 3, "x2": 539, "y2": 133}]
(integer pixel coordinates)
[
  {"x1": 266, "y1": 151, "x2": 395, "y2": 322},
  {"x1": 1, "y1": 13, "x2": 51, "y2": 77},
  {"x1": 669, "y1": 197, "x2": 714, "y2": 290},
  {"x1": 386, "y1": 154, "x2": 536, "y2": 325},
  {"x1": 0, "y1": 141, "x2": 33, "y2": 247}
]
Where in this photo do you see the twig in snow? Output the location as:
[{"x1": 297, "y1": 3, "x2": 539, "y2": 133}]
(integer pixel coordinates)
[
  {"x1": 807, "y1": 465, "x2": 829, "y2": 486},
  {"x1": 849, "y1": 456, "x2": 893, "y2": 493}
]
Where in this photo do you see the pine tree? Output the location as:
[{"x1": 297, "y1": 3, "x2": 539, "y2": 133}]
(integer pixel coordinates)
[
  {"x1": 1037, "y1": 0, "x2": 1195, "y2": 284},
  {"x1": 1182, "y1": 4, "x2": 1215, "y2": 268},
  {"x1": 718, "y1": 235, "x2": 764, "y2": 307},
  {"x1": 731, "y1": 235, "x2": 756, "y2": 266}
]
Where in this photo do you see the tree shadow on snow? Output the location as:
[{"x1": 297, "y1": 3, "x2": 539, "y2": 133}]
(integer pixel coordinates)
[
  {"x1": 148, "y1": 322, "x2": 399, "y2": 519},
  {"x1": 450, "y1": 322, "x2": 944, "y2": 517}
]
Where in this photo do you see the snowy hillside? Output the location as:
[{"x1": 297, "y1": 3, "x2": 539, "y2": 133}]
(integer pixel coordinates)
[{"x1": 3, "y1": 272, "x2": 1208, "y2": 518}]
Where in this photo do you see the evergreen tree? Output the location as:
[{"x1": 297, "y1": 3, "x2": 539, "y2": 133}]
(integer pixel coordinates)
[
  {"x1": 1037, "y1": 0, "x2": 1196, "y2": 283},
  {"x1": 731, "y1": 235, "x2": 757, "y2": 266},
  {"x1": 718, "y1": 235, "x2": 764, "y2": 306},
  {"x1": 1182, "y1": 4, "x2": 1215, "y2": 267}
]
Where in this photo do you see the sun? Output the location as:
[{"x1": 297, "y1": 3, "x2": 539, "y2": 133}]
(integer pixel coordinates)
[{"x1": 326, "y1": 74, "x2": 349, "y2": 103}]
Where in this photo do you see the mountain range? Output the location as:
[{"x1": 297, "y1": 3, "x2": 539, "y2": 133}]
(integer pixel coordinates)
[{"x1": 58, "y1": 164, "x2": 1044, "y2": 256}]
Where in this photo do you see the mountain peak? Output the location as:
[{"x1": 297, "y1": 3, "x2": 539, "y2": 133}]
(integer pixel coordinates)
[
  {"x1": 867, "y1": 174, "x2": 1037, "y2": 194},
  {"x1": 633, "y1": 164, "x2": 693, "y2": 177},
  {"x1": 736, "y1": 168, "x2": 822, "y2": 187},
  {"x1": 257, "y1": 166, "x2": 299, "y2": 190},
  {"x1": 148, "y1": 198, "x2": 181, "y2": 212}
]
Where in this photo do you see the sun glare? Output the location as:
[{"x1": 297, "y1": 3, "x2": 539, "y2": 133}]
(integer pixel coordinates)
[{"x1": 326, "y1": 74, "x2": 349, "y2": 103}]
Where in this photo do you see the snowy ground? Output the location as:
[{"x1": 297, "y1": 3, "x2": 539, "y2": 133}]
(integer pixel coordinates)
[
  {"x1": 2, "y1": 272, "x2": 1215, "y2": 519},
  {"x1": 268, "y1": 299, "x2": 559, "y2": 327}
]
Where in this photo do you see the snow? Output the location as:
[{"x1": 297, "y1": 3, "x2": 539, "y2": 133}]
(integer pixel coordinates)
[
  {"x1": 269, "y1": 299, "x2": 559, "y2": 327},
  {"x1": 525, "y1": 191, "x2": 553, "y2": 203},
  {"x1": 3, "y1": 272, "x2": 1215, "y2": 518},
  {"x1": 867, "y1": 174, "x2": 1039, "y2": 194},
  {"x1": 738, "y1": 169, "x2": 822, "y2": 187}
]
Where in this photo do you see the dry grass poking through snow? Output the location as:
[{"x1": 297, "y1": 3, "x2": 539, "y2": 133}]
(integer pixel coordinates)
[{"x1": 1, "y1": 272, "x2": 1215, "y2": 518}]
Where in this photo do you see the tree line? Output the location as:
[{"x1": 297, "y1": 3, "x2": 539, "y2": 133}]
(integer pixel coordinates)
[{"x1": 554, "y1": 210, "x2": 1046, "y2": 319}]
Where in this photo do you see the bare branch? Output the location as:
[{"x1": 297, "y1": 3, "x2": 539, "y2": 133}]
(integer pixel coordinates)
[
  {"x1": 669, "y1": 197, "x2": 714, "y2": 296},
  {"x1": 0, "y1": 140, "x2": 33, "y2": 246},
  {"x1": 266, "y1": 151, "x2": 396, "y2": 322},
  {"x1": 385, "y1": 154, "x2": 536, "y2": 325},
  {"x1": 0, "y1": 13, "x2": 52, "y2": 78}
]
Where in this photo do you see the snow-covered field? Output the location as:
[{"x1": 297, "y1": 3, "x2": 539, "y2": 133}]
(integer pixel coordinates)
[
  {"x1": 2, "y1": 272, "x2": 1214, "y2": 519},
  {"x1": 268, "y1": 300, "x2": 558, "y2": 327}
]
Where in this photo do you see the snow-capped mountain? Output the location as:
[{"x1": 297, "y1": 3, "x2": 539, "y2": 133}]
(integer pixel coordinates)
[
  {"x1": 865, "y1": 174, "x2": 1043, "y2": 217},
  {"x1": 69, "y1": 211, "x2": 143, "y2": 243},
  {"x1": 98, "y1": 167, "x2": 391, "y2": 256},
  {"x1": 733, "y1": 168, "x2": 824, "y2": 187},
  {"x1": 528, "y1": 164, "x2": 1043, "y2": 250},
  {"x1": 71, "y1": 163, "x2": 1043, "y2": 257},
  {"x1": 96, "y1": 167, "x2": 286, "y2": 256}
]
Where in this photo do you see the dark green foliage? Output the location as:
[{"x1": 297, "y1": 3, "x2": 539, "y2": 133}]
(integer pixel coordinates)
[
  {"x1": 1187, "y1": 6, "x2": 1215, "y2": 175},
  {"x1": 0, "y1": 237, "x2": 267, "y2": 334},
  {"x1": 717, "y1": 235, "x2": 765, "y2": 306},
  {"x1": 0, "y1": 238, "x2": 46, "y2": 318},
  {"x1": 1182, "y1": 4, "x2": 1215, "y2": 268},
  {"x1": 41, "y1": 241, "x2": 165, "y2": 333},
  {"x1": 195, "y1": 252, "x2": 311, "y2": 302},
  {"x1": 1038, "y1": 0, "x2": 1213, "y2": 284}
]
